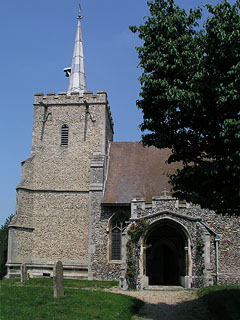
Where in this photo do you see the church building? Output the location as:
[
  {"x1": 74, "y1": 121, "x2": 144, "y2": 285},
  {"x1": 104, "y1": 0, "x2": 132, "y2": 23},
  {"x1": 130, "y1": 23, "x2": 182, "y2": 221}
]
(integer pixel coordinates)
[{"x1": 7, "y1": 10, "x2": 240, "y2": 289}]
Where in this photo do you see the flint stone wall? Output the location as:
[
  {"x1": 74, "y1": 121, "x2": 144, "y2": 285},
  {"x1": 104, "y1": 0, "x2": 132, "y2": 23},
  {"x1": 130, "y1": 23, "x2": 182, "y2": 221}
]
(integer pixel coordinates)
[{"x1": 88, "y1": 197, "x2": 130, "y2": 280}]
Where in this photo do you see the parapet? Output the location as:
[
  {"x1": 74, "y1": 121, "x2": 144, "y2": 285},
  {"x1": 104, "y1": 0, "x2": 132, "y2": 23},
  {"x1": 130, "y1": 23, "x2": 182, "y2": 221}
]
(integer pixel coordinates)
[
  {"x1": 34, "y1": 91, "x2": 113, "y2": 129},
  {"x1": 34, "y1": 91, "x2": 108, "y2": 105},
  {"x1": 130, "y1": 196, "x2": 192, "y2": 219}
]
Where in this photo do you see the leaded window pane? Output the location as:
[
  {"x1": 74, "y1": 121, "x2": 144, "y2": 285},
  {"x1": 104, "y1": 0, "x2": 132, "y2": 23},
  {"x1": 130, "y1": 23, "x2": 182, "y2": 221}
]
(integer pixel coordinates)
[
  {"x1": 111, "y1": 228, "x2": 121, "y2": 260},
  {"x1": 110, "y1": 213, "x2": 129, "y2": 261}
]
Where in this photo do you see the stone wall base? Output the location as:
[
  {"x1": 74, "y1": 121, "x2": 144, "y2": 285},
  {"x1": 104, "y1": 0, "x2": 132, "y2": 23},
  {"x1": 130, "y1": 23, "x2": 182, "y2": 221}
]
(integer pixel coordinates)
[
  {"x1": 119, "y1": 274, "x2": 240, "y2": 290},
  {"x1": 6, "y1": 263, "x2": 88, "y2": 280},
  {"x1": 216, "y1": 275, "x2": 240, "y2": 285}
]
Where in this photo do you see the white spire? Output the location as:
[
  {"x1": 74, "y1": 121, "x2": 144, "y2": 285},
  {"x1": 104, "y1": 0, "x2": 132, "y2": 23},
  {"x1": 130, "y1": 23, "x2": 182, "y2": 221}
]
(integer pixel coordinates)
[{"x1": 66, "y1": 7, "x2": 87, "y2": 95}]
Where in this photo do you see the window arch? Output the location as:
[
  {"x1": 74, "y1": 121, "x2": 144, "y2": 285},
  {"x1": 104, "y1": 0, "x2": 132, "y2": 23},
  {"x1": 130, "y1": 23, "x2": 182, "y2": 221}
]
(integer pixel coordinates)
[
  {"x1": 110, "y1": 213, "x2": 128, "y2": 261},
  {"x1": 61, "y1": 124, "x2": 69, "y2": 146}
]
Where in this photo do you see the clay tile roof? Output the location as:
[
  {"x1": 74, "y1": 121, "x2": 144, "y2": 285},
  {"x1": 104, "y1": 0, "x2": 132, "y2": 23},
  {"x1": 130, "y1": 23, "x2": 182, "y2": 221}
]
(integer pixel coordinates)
[{"x1": 102, "y1": 142, "x2": 181, "y2": 204}]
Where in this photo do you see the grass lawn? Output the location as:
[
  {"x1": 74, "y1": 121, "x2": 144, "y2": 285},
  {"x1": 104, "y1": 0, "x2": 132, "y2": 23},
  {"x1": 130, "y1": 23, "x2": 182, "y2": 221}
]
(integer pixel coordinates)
[
  {"x1": 0, "y1": 279, "x2": 143, "y2": 320},
  {"x1": 197, "y1": 284, "x2": 240, "y2": 320}
]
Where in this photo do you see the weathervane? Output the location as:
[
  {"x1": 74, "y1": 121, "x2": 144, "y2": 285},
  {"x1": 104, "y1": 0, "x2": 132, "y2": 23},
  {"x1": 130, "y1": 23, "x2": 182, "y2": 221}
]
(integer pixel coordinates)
[{"x1": 78, "y1": 3, "x2": 82, "y2": 19}]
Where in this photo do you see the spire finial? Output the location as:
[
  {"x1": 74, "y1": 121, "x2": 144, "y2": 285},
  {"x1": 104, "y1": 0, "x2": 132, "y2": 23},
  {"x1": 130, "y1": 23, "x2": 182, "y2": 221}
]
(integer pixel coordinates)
[
  {"x1": 64, "y1": 4, "x2": 87, "y2": 95},
  {"x1": 78, "y1": 3, "x2": 82, "y2": 18}
]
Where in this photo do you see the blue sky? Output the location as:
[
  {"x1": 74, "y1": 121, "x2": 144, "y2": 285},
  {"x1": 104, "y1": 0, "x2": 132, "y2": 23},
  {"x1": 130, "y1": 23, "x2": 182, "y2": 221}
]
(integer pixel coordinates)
[{"x1": 0, "y1": 0, "x2": 236, "y2": 226}]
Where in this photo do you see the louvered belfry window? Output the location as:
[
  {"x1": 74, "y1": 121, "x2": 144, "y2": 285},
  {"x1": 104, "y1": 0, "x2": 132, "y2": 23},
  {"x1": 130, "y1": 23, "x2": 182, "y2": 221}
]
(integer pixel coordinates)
[
  {"x1": 111, "y1": 214, "x2": 128, "y2": 261},
  {"x1": 61, "y1": 124, "x2": 69, "y2": 145}
]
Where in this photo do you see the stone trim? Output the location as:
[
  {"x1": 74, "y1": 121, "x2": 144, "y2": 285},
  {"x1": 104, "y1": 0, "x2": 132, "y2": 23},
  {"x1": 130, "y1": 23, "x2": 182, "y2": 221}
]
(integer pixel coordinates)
[
  {"x1": 147, "y1": 216, "x2": 194, "y2": 248},
  {"x1": 8, "y1": 226, "x2": 34, "y2": 231},
  {"x1": 89, "y1": 184, "x2": 104, "y2": 191},
  {"x1": 6, "y1": 263, "x2": 88, "y2": 269},
  {"x1": 130, "y1": 210, "x2": 202, "y2": 222},
  {"x1": 16, "y1": 187, "x2": 89, "y2": 193},
  {"x1": 34, "y1": 102, "x2": 109, "y2": 107}
]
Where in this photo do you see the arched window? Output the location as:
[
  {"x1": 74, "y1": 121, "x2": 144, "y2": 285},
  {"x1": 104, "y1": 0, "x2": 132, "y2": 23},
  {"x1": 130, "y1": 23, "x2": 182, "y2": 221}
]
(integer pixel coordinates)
[
  {"x1": 61, "y1": 124, "x2": 69, "y2": 146},
  {"x1": 110, "y1": 214, "x2": 128, "y2": 261}
]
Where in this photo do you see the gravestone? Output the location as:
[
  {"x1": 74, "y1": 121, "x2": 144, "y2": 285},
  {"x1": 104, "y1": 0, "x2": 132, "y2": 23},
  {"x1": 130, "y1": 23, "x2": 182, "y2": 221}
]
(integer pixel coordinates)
[
  {"x1": 20, "y1": 263, "x2": 27, "y2": 282},
  {"x1": 53, "y1": 261, "x2": 64, "y2": 298}
]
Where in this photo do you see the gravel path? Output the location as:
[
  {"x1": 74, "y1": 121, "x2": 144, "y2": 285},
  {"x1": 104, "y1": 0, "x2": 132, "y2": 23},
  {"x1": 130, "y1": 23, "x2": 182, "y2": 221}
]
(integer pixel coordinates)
[{"x1": 109, "y1": 288, "x2": 215, "y2": 320}]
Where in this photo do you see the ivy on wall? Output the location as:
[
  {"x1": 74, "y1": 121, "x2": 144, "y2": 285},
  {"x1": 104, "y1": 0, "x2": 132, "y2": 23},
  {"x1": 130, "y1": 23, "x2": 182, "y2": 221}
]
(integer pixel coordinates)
[
  {"x1": 196, "y1": 238, "x2": 205, "y2": 276},
  {"x1": 126, "y1": 219, "x2": 150, "y2": 289}
]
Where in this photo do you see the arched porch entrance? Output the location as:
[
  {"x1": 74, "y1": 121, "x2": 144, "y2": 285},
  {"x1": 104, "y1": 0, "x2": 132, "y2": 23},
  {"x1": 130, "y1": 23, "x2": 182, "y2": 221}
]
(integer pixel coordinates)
[{"x1": 145, "y1": 218, "x2": 190, "y2": 286}]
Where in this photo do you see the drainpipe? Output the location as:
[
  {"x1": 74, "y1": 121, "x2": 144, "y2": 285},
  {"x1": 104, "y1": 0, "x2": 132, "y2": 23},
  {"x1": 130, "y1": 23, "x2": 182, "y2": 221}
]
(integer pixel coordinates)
[
  {"x1": 200, "y1": 221, "x2": 220, "y2": 285},
  {"x1": 39, "y1": 102, "x2": 51, "y2": 141},
  {"x1": 215, "y1": 235, "x2": 220, "y2": 285},
  {"x1": 83, "y1": 100, "x2": 96, "y2": 141}
]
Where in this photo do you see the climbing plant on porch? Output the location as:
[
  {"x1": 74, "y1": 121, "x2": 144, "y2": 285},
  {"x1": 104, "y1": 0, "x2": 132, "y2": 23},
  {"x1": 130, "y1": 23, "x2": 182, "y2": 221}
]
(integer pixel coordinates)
[
  {"x1": 126, "y1": 219, "x2": 150, "y2": 289},
  {"x1": 196, "y1": 238, "x2": 205, "y2": 275}
]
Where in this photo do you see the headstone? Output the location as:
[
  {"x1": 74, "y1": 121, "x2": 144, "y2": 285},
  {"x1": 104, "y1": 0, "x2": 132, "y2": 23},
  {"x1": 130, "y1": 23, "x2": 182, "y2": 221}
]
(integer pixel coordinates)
[
  {"x1": 119, "y1": 276, "x2": 128, "y2": 291},
  {"x1": 53, "y1": 261, "x2": 64, "y2": 298},
  {"x1": 20, "y1": 263, "x2": 27, "y2": 282}
]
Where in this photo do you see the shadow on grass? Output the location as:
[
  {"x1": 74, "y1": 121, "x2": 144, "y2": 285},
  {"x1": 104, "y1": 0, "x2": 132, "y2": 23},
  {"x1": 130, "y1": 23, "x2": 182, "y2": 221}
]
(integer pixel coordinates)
[
  {"x1": 201, "y1": 288, "x2": 240, "y2": 320},
  {"x1": 135, "y1": 286, "x2": 240, "y2": 320},
  {"x1": 136, "y1": 295, "x2": 214, "y2": 320}
]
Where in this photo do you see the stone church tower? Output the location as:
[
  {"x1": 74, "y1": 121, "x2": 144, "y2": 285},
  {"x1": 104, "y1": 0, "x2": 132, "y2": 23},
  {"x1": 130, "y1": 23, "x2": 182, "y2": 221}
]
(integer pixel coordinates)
[{"x1": 7, "y1": 9, "x2": 113, "y2": 278}]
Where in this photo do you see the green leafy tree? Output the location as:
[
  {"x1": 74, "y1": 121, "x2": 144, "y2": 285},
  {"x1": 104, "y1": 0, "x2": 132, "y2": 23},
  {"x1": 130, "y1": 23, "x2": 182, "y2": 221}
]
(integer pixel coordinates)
[
  {"x1": 131, "y1": 0, "x2": 240, "y2": 215},
  {"x1": 0, "y1": 215, "x2": 13, "y2": 279}
]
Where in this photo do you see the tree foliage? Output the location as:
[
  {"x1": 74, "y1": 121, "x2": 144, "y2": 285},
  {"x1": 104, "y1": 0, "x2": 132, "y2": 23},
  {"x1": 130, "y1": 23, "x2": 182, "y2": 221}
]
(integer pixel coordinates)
[
  {"x1": 131, "y1": 0, "x2": 240, "y2": 215},
  {"x1": 0, "y1": 215, "x2": 13, "y2": 279}
]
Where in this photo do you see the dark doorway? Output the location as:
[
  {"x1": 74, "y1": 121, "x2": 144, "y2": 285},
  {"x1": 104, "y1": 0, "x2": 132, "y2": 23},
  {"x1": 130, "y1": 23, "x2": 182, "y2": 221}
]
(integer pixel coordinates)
[{"x1": 146, "y1": 219, "x2": 187, "y2": 286}]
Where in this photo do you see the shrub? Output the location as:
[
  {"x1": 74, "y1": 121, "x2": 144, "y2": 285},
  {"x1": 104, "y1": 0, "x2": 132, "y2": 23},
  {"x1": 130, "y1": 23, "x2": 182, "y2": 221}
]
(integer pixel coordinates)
[{"x1": 0, "y1": 214, "x2": 13, "y2": 279}]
